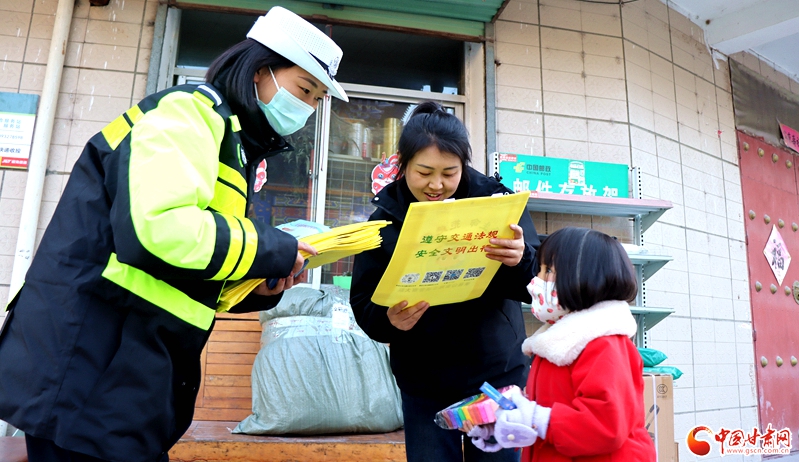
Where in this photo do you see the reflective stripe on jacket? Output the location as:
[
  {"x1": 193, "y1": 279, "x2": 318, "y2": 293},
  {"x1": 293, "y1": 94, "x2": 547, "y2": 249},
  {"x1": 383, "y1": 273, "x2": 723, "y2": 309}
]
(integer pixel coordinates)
[{"x1": 0, "y1": 84, "x2": 297, "y2": 462}]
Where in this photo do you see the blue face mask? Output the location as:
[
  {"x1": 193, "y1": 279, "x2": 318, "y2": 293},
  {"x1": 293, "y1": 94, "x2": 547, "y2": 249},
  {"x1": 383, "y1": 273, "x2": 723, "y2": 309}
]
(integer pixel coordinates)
[{"x1": 255, "y1": 68, "x2": 315, "y2": 136}]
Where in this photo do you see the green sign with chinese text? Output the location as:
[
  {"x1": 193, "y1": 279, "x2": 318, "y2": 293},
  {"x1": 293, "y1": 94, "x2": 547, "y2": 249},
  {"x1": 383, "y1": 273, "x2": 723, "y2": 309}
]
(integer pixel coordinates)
[{"x1": 495, "y1": 153, "x2": 629, "y2": 198}]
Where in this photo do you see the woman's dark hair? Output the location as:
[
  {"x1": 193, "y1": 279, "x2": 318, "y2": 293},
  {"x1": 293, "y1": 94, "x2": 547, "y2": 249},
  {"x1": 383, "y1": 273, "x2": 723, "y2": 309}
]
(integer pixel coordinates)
[
  {"x1": 397, "y1": 101, "x2": 471, "y2": 175},
  {"x1": 539, "y1": 227, "x2": 637, "y2": 312},
  {"x1": 205, "y1": 39, "x2": 293, "y2": 146}
]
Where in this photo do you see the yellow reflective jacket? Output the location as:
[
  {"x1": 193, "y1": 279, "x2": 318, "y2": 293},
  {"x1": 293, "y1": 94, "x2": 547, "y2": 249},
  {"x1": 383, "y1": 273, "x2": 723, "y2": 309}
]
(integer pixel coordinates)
[{"x1": 0, "y1": 84, "x2": 298, "y2": 462}]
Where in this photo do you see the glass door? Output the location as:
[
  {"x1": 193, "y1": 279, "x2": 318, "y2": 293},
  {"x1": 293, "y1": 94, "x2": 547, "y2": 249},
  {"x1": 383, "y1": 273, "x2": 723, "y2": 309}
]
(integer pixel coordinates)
[{"x1": 315, "y1": 85, "x2": 465, "y2": 294}]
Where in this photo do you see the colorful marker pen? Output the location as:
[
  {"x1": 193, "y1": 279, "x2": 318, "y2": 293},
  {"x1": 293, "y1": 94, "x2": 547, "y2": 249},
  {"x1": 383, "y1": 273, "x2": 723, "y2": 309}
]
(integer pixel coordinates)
[{"x1": 480, "y1": 382, "x2": 517, "y2": 410}]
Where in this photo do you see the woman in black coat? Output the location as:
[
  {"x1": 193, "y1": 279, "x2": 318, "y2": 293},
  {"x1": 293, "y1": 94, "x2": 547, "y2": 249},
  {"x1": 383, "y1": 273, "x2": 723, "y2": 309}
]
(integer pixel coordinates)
[{"x1": 350, "y1": 101, "x2": 540, "y2": 462}]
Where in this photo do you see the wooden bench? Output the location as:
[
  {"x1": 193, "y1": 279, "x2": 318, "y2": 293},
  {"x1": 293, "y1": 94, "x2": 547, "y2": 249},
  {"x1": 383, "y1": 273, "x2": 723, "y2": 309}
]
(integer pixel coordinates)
[
  {"x1": 1, "y1": 428, "x2": 406, "y2": 462},
  {"x1": 180, "y1": 311, "x2": 406, "y2": 461},
  {"x1": 171, "y1": 421, "x2": 406, "y2": 462},
  {"x1": 193, "y1": 311, "x2": 263, "y2": 421}
]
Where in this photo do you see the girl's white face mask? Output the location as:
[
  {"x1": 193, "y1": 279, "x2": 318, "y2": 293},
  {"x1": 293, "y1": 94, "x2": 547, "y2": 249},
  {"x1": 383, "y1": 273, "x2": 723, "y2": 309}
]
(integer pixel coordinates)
[{"x1": 527, "y1": 276, "x2": 567, "y2": 325}]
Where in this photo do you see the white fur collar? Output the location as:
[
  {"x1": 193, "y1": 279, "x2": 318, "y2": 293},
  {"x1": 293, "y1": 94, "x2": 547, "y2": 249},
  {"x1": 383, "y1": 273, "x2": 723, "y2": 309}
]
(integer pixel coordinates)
[{"x1": 522, "y1": 300, "x2": 637, "y2": 367}]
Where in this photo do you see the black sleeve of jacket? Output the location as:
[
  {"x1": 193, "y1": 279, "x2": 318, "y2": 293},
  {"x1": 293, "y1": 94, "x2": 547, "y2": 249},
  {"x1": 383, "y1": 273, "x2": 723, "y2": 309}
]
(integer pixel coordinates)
[
  {"x1": 350, "y1": 238, "x2": 401, "y2": 344},
  {"x1": 243, "y1": 219, "x2": 299, "y2": 279},
  {"x1": 483, "y1": 209, "x2": 540, "y2": 302},
  {"x1": 225, "y1": 290, "x2": 284, "y2": 313}
]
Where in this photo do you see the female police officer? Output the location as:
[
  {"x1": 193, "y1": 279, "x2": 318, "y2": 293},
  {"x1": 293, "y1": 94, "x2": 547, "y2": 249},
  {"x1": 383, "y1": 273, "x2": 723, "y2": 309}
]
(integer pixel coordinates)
[{"x1": 0, "y1": 7, "x2": 346, "y2": 462}]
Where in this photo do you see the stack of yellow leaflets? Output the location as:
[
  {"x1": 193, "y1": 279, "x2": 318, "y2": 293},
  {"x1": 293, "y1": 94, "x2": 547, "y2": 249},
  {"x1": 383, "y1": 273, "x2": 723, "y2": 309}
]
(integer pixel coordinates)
[
  {"x1": 371, "y1": 191, "x2": 530, "y2": 308},
  {"x1": 218, "y1": 219, "x2": 390, "y2": 311}
]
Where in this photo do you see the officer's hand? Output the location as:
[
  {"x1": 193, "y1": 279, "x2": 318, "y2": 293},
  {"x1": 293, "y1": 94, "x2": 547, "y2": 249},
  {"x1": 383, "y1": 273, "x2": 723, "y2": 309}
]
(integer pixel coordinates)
[{"x1": 252, "y1": 242, "x2": 318, "y2": 296}]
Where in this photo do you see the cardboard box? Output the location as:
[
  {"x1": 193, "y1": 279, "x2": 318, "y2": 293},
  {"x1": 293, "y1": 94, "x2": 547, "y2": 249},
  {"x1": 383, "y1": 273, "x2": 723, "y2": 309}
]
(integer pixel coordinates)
[{"x1": 643, "y1": 373, "x2": 675, "y2": 462}]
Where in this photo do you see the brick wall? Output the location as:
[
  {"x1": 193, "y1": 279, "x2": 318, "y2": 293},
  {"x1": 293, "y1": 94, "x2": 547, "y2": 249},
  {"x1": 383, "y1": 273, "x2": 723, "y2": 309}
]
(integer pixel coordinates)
[
  {"x1": 0, "y1": 0, "x2": 156, "y2": 310},
  {"x1": 494, "y1": 1, "x2": 799, "y2": 460}
]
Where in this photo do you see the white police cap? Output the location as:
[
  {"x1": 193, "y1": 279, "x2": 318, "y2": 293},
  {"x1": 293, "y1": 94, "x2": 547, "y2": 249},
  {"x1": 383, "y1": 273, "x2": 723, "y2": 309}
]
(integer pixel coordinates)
[{"x1": 247, "y1": 6, "x2": 348, "y2": 102}]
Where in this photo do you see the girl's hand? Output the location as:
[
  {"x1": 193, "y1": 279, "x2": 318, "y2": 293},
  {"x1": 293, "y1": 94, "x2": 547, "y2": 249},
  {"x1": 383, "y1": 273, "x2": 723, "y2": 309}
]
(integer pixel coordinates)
[
  {"x1": 485, "y1": 224, "x2": 525, "y2": 267},
  {"x1": 468, "y1": 423, "x2": 502, "y2": 453},
  {"x1": 493, "y1": 390, "x2": 551, "y2": 449},
  {"x1": 386, "y1": 300, "x2": 430, "y2": 331}
]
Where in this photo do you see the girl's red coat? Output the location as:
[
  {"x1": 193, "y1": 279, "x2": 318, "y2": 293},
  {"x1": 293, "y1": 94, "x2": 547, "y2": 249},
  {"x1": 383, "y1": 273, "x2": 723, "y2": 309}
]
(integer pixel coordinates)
[{"x1": 521, "y1": 334, "x2": 656, "y2": 462}]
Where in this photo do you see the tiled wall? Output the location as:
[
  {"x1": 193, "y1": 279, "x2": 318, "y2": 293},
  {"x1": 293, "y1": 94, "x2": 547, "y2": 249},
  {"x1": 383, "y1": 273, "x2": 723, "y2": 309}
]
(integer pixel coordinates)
[
  {"x1": 0, "y1": 0, "x2": 156, "y2": 310},
  {"x1": 495, "y1": 1, "x2": 798, "y2": 461}
]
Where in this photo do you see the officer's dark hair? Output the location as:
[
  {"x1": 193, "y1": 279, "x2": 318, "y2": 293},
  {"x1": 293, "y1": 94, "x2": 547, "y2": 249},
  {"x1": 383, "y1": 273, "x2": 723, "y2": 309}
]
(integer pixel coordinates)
[
  {"x1": 397, "y1": 101, "x2": 472, "y2": 176},
  {"x1": 205, "y1": 38, "x2": 293, "y2": 134},
  {"x1": 539, "y1": 227, "x2": 637, "y2": 312}
]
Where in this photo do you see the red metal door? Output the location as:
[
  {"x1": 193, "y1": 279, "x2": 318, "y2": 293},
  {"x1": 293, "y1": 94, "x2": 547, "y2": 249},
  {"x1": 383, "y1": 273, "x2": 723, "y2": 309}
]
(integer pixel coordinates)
[{"x1": 739, "y1": 131, "x2": 799, "y2": 450}]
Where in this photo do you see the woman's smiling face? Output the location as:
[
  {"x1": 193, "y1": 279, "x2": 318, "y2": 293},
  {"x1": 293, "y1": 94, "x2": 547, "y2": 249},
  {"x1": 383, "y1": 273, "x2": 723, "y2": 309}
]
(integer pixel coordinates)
[{"x1": 404, "y1": 145, "x2": 463, "y2": 202}]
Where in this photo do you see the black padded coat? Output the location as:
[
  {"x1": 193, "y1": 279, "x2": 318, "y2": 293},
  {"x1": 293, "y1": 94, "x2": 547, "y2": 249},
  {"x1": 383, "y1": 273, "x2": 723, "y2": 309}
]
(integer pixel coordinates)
[{"x1": 350, "y1": 167, "x2": 540, "y2": 400}]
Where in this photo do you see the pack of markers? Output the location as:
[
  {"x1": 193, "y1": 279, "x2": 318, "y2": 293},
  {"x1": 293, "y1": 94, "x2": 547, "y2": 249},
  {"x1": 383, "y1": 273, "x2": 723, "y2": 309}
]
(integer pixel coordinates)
[{"x1": 434, "y1": 383, "x2": 520, "y2": 430}]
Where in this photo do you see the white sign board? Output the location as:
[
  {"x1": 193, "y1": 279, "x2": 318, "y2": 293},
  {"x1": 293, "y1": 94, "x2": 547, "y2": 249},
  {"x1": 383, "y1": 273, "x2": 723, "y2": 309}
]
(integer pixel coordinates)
[{"x1": 0, "y1": 92, "x2": 39, "y2": 170}]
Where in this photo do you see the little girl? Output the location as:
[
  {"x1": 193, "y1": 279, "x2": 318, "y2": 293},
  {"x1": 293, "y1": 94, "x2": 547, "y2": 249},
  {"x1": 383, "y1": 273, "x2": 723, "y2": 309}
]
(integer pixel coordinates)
[{"x1": 469, "y1": 227, "x2": 656, "y2": 461}]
